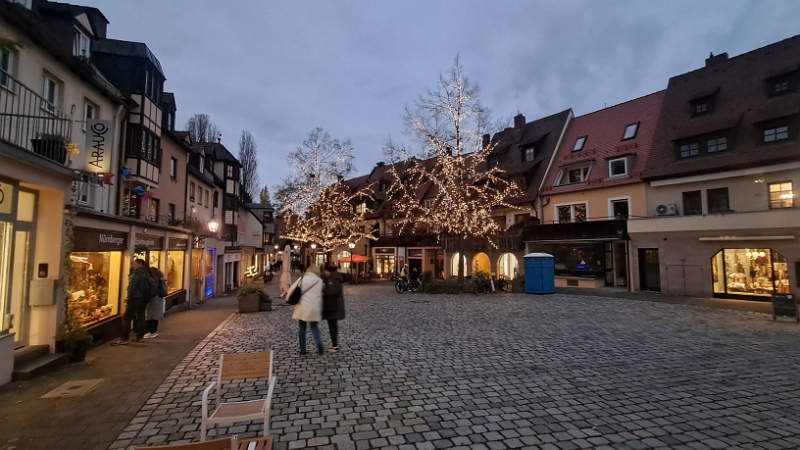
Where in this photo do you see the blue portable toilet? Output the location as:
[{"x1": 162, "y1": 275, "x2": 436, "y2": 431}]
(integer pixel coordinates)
[{"x1": 523, "y1": 253, "x2": 555, "y2": 294}]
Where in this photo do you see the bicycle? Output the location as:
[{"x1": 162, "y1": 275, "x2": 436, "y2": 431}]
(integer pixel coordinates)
[
  {"x1": 395, "y1": 277, "x2": 407, "y2": 293},
  {"x1": 395, "y1": 277, "x2": 422, "y2": 293},
  {"x1": 472, "y1": 276, "x2": 489, "y2": 295},
  {"x1": 496, "y1": 277, "x2": 510, "y2": 292}
]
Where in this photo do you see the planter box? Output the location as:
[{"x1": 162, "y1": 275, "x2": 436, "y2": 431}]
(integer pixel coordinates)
[
  {"x1": 30, "y1": 138, "x2": 67, "y2": 164},
  {"x1": 238, "y1": 294, "x2": 260, "y2": 313}
]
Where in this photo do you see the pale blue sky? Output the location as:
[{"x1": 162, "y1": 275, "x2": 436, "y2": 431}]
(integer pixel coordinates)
[{"x1": 73, "y1": 0, "x2": 800, "y2": 193}]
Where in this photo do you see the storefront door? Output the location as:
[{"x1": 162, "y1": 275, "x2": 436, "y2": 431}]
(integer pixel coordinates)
[
  {"x1": 9, "y1": 230, "x2": 30, "y2": 347},
  {"x1": 639, "y1": 248, "x2": 661, "y2": 292},
  {"x1": 614, "y1": 242, "x2": 628, "y2": 287}
]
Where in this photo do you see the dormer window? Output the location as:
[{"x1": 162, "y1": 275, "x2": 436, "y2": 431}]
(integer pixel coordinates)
[
  {"x1": 556, "y1": 164, "x2": 592, "y2": 186},
  {"x1": 523, "y1": 146, "x2": 535, "y2": 162},
  {"x1": 621, "y1": 122, "x2": 639, "y2": 140},
  {"x1": 401, "y1": 178, "x2": 409, "y2": 187},
  {"x1": 379, "y1": 181, "x2": 387, "y2": 191},
  {"x1": 73, "y1": 29, "x2": 90, "y2": 58},
  {"x1": 764, "y1": 126, "x2": 789, "y2": 143},
  {"x1": 488, "y1": 156, "x2": 499, "y2": 167},
  {"x1": 766, "y1": 70, "x2": 798, "y2": 97},
  {"x1": 572, "y1": 136, "x2": 587, "y2": 152},
  {"x1": 355, "y1": 202, "x2": 366, "y2": 214},
  {"x1": 607, "y1": 157, "x2": 628, "y2": 178},
  {"x1": 199, "y1": 156, "x2": 205, "y2": 174}
]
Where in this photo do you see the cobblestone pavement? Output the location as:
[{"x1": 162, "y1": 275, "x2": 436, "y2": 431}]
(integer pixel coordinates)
[{"x1": 111, "y1": 282, "x2": 800, "y2": 450}]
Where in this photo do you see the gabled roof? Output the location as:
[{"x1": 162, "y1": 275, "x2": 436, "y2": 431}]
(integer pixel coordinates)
[
  {"x1": 93, "y1": 38, "x2": 165, "y2": 78},
  {"x1": 542, "y1": 90, "x2": 665, "y2": 195},
  {"x1": 192, "y1": 142, "x2": 240, "y2": 165},
  {"x1": 643, "y1": 34, "x2": 800, "y2": 180}
]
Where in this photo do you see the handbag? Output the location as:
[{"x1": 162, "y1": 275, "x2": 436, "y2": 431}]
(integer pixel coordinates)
[{"x1": 287, "y1": 274, "x2": 320, "y2": 305}]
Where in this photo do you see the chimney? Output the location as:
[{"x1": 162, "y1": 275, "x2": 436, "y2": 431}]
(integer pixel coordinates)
[
  {"x1": 482, "y1": 134, "x2": 490, "y2": 149},
  {"x1": 375, "y1": 161, "x2": 385, "y2": 167},
  {"x1": 705, "y1": 52, "x2": 728, "y2": 68},
  {"x1": 514, "y1": 114, "x2": 526, "y2": 129}
]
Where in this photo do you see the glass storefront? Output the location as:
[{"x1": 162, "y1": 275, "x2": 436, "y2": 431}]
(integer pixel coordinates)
[
  {"x1": 134, "y1": 249, "x2": 162, "y2": 270},
  {"x1": 68, "y1": 251, "x2": 123, "y2": 326},
  {"x1": 167, "y1": 250, "x2": 185, "y2": 293},
  {"x1": 537, "y1": 242, "x2": 606, "y2": 278},
  {"x1": 0, "y1": 222, "x2": 12, "y2": 333},
  {"x1": 375, "y1": 254, "x2": 395, "y2": 278},
  {"x1": 712, "y1": 248, "x2": 789, "y2": 298}
]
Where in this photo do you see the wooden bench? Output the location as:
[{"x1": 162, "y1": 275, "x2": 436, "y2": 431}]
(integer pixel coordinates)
[{"x1": 201, "y1": 352, "x2": 276, "y2": 442}]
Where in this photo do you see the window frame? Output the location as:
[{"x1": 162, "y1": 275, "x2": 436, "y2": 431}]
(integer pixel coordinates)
[
  {"x1": 679, "y1": 142, "x2": 700, "y2": 158},
  {"x1": 621, "y1": 122, "x2": 640, "y2": 141},
  {"x1": 73, "y1": 28, "x2": 90, "y2": 58},
  {"x1": 607, "y1": 157, "x2": 628, "y2": 178},
  {"x1": 682, "y1": 190, "x2": 702, "y2": 216},
  {"x1": 572, "y1": 136, "x2": 587, "y2": 152},
  {"x1": 554, "y1": 201, "x2": 588, "y2": 224},
  {"x1": 524, "y1": 146, "x2": 535, "y2": 162},
  {"x1": 199, "y1": 156, "x2": 205, "y2": 174},
  {"x1": 763, "y1": 125, "x2": 789, "y2": 143},
  {"x1": 706, "y1": 137, "x2": 728, "y2": 153},
  {"x1": 41, "y1": 74, "x2": 59, "y2": 113},
  {"x1": 170, "y1": 157, "x2": 177, "y2": 179},
  {"x1": 707, "y1": 187, "x2": 730, "y2": 214},
  {"x1": 768, "y1": 181, "x2": 794, "y2": 209},
  {"x1": 82, "y1": 101, "x2": 96, "y2": 132},
  {"x1": 189, "y1": 182, "x2": 196, "y2": 202},
  {"x1": 608, "y1": 196, "x2": 630, "y2": 220},
  {"x1": 0, "y1": 47, "x2": 14, "y2": 88},
  {"x1": 766, "y1": 71, "x2": 798, "y2": 97}
]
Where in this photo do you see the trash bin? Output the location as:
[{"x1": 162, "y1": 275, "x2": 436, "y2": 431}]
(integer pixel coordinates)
[{"x1": 523, "y1": 253, "x2": 555, "y2": 294}]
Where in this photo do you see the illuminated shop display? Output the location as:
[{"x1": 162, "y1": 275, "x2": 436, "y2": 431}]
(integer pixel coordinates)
[{"x1": 712, "y1": 248, "x2": 789, "y2": 298}]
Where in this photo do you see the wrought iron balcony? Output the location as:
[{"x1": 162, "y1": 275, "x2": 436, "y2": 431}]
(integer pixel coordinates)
[{"x1": 0, "y1": 69, "x2": 72, "y2": 166}]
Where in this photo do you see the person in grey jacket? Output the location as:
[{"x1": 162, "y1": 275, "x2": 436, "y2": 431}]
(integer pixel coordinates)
[
  {"x1": 322, "y1": 265, "x2": 345, "y2": 353},
  {"x1": 112, "y1": 258, "x2": 155, "y2": 345},
  {"x1": 145, "y1": 268, "x2": 166, "y2": 338}
]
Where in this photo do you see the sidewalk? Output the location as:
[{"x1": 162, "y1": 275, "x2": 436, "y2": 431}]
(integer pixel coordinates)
[
  {"x1": 0, "y1": 293, "x2": 238, "y2": 450},
  {"x1": 555, "y1": 286, "x2": 774, "y2": 315}
]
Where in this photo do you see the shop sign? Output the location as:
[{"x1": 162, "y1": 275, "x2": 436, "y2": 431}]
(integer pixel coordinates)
[
  {"x1": 0, "y1": 181, "x2": 13, "y2": 215},
  {"x1": 375, "y1": 248, "x2": 394, "y2": 254},
  {"x1": 169, "y1": 238, "x2": 188, "y2": 250},
  {"x1": 225, "y1": 246, "x2": 242, "y2": 254},
  {"x1": 84, "y1": 119, "x2": 114, "y2": 173},
  {"x1": 134, "y1": 234, "x2": 164, "y2": 249},
  {"x1": 74, "y1": 227, "x2": 127, "y2": 252}
]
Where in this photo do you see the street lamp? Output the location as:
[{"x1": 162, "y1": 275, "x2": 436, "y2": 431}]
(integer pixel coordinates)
[
  {"x1": 208, "y1": 219, "x2": 219, "y2": 233},
  {"x1": 348, "y1": 242, "x2": 356, "y2": 282},
  {"x1": 311, "y1": 243, "x2": 317, "y2": 268}
]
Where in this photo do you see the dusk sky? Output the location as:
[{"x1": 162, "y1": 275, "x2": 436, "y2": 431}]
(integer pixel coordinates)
[{"x1": 73, "y1": 0, "x2": 800, "y2": 195}]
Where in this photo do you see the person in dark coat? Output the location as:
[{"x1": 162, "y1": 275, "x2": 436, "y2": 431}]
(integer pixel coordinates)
[
  {"x1": 322, "y1": 265, "x2": 345, "y2": 353},
  {"x1": 112, "y1": 258, "x2": 155, "y2": 345}
]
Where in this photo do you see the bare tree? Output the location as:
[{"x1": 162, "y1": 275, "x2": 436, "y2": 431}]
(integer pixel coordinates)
[
  {"x1": 384, "y1": 56, "x2": 524, "y2": 283},
  {"x1": 239, "y1": 130, "x2": 259, "y2": 202},
  {"x1": 259, "y1": 186, "x2": 271, "y2": 205},
  {"x1": 186, "y1": 113, "x2": 220, "y2": 143}
]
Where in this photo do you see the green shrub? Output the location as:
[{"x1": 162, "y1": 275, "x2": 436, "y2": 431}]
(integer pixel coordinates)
[
  {"x1": 237, "y1": 284, "x2": 270, "y2": 302},
  {"x1": 421, "y1": 279, "x2": 470, "y2": 294},
  {"x1": 422, "y1": 270, "x2": 434, "y2": 284}
]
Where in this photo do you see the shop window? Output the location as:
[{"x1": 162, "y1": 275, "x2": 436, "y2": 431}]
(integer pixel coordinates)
[
  {"x1": 68, "y1": 251, "x2": 122, "y2": 326},
  {"x1": 134, "y1": 249, "x2": 162, "y2": 272},
  {"x1": 712, "y1": 249, "x2": 789, "y2": 298},
  {"x1": 538, "y1": 242, "x2": 605, "y2": 278},
  {"x1": 707, "y1": 187, "x2": 729, "y2": 213},
  {"x1": 572, "y1": 136, "x2": 586, "y2": 152},
  {"x1": 622, "y1": 122, "x2": 639, "y2": 140},
  {"x1": 682, "y1": 190, "x2": 702, "y2": 215},
  {"x1": 556, "y1": 203, "x2": 587, "y2": 223},
  {"x1": 0, "y1": 223, "x2": 10, "y2": 333},
  {"x1": 337, "y1": 250, "x2": 351, "y2": 272},
  {"x1": 763, "y1": 126, "x2": 789, "y2": 143},
  {"x1": 167, "y1": 250, "x2": 185, "y2": 293},
  {"x1": 768, "y1": 182, "x2": 794, "y2": 209}
]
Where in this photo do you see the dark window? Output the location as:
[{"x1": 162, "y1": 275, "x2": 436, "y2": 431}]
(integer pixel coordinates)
[
  {"x1": 707, "y1": 187, "x2": 729, "y2": 213},
  {"x1": 707, "y1": 137, "x2": 727, "y2": 153},
  {"x1": 767, "y1": 71, "x2": 798, "y2": 97},
  {"x1": 514, "y1": 213, "x2": 528, "y2": 224},
  {"x1": 622, "y1": 122, "x2": 639, "y2": 140},
  {"x1": 168, "y1": 203, "x2": 175, "y2": 221},
  {"x1": 608, "y1": 157, "x2": 627, "y2": 177},
  {"x1": 524, "y1": 146, "x2": 535, "y2": 162},
  {"x1": 189, "y1": 182, "x2": 195, "y2": 202},
  {"x1": 679, "y1": 143, "x2": 699, "y2": 158},
  {"x1": 379, "y1": 181, "x2": 387, "y2": 191},
  {"x1": 170, "y1": 157, "x2": 177, "y2": 179},
  {"x1": 213, "y1": 191, "x2": 219, "y2": 208},
  {"x1": 683, "y1": 191, "x2": 702, "y2": 216},
  {"x1": 768, "y1": 182, "x2": 794, "y2": 209},
  {"x1": 764, "y1": 126, "x2": 789, "y2": 143},
  {"x1": 572, "y1": 136, "x2": 587, "y2": 152},
  {"x1": 612, "y1": 200, "x2": 629, "y2": 219},
  {"x1": 488, "y1": 156, "x2": 499, "y2": 167},
  {"x1": 690, "y1": 96, "x2": 714, "y2": 117}
]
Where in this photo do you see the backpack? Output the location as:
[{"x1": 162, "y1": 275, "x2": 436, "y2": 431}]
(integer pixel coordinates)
[
  {"x1": 147, "y1": 274, "x2": 159, "y2": 298},
  {"x1": 158, "y1": 279, "x2": 168, "y2": 298}
]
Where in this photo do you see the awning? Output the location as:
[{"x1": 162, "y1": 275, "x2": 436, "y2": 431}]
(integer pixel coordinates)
[{"x1": 339, "y1": 254, "x2": 372, "y2": 263}]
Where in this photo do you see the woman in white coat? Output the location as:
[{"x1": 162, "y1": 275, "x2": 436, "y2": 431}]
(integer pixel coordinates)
[{"x1": 289, "y1": 264, "x2": 324, "y2": 355}]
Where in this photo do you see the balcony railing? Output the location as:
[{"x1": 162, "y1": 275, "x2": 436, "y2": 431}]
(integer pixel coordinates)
[{"x1": 0, "y1": 68, "x2": 72, "y2": 166}]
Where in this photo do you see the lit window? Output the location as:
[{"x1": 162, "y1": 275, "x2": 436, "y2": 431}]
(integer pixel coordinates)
[
  {"x1": 764, "y1": 126, "x2": 789, "y2": 143},
  {"x1": 622, "y1": 122, "x2": 639, "y2": 140},
  {"x1": 226, "y1": 165, "x2": 233, "y2": 178},
  {"x1": 680, "y1": 143, "x2": 699, "y2": 158},
  {"x1": 608, "y1": 157, "x2": 628, "y2": 177},
  {"x1": 572, "y1": 136, "x2": 586, "y2": 152},
  {"x1": 769, "y1": 182, "x2": 794, "y2": 209},
  {"x1": 556, "y1": 203, "x2": 587, "y2": 223},
  {"x1": 355, "y1": 202, "x2": 366, "y2": 214},
  {"x1": 707, "y1": 137, "x2": 727, "y2": 153}
]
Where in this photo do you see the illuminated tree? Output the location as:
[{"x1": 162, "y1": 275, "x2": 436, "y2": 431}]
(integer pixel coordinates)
[{"x1": 384, "y1": 57, "x2": 524, "y2": 283}]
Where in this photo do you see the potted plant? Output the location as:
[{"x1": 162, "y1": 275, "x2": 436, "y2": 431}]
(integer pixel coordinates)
[{"x1": 237, "y1": 284, "x2": 270, "y2": 313}]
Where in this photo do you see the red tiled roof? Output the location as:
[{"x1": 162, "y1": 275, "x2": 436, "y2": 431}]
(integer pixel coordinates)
[
  {"x1": 541, "y1": 91, "x2": 665, "y2": 195},
  {"x1": 643, "y1": 34, "x2": 800, "y2": 180}
]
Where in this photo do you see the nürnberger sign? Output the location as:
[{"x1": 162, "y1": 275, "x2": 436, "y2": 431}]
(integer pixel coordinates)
[{"x1": 73, "y1": 228, "x2": 127, "y2": 252}]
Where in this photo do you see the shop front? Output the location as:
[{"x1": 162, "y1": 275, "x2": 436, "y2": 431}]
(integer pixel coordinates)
[
  {"x1": 374, "y1": 247, "x2": 396, "y2": 278},
  {"x1": 711, "y1": 248, "x2": 790, "y2": 301},
  {"x1": 134, "y1": 234, "x2": 164, "y2": 270},
  {"x1": 69, "y1": 227, "x2": 127, "y2": 339},
  {"x1": 166, "y1": 237, "x2": 188, "y2": 311}
]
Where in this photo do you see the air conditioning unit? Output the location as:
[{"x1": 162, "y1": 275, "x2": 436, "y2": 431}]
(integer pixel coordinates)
[{"x1": 656, "y1": 203, "x2": 678, "y2": 216}]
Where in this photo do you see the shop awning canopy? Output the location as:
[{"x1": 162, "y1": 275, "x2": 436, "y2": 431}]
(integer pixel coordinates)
[{"x1": 339, "y1": 254, "x2": 372, "y2": 263}]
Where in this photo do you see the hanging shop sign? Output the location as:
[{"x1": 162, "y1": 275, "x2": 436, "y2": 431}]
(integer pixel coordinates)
[
  {"x1": 73, "y1": 228, "x2": 127, "y2": 252},
  {"x1": 84, "y1": 119, "x2": 114, "y2": 173},
  {"x1": 134, "y1": 234, "x2": 164, "y2": 250},
  {"x1": 168, "y1": 238, "x2": 189, "y2": 250},
  {"x1": 0, "y1": 181, "x2": 14, "y2": 215}
]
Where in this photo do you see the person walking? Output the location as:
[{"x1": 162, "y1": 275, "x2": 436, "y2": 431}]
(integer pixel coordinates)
[
  {"x1": 322, "y1": 265, "x2": 345, "y2": 353},
  {"x1": 112, "y1": 258, "x2": 156, "y2": 345},
  {"x1": 289, "y1": 264, "x2": 324, "y2": 355},
  {"x1": 145, "y1": 267, "x2": 167, "y2": 338}
]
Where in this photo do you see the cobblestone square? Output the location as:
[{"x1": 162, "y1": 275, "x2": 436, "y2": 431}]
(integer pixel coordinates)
[{"x1": 112, "y1": 283, "x2": 800, "y2": 450}]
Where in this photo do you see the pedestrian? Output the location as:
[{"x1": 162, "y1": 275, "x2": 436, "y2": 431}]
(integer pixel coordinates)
[
  {"x1": 145, "y1": 267, "x2": 167, "y2": 338},
  {"x1": 112, "y1": 258, "x2": 157, "y2": 345},
  {"x1": 322, "y1": 265, "x2": 345, "y2": 353},
  {"x1": 289, "y1": 264, "x2": 324, "y2": 355}
]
